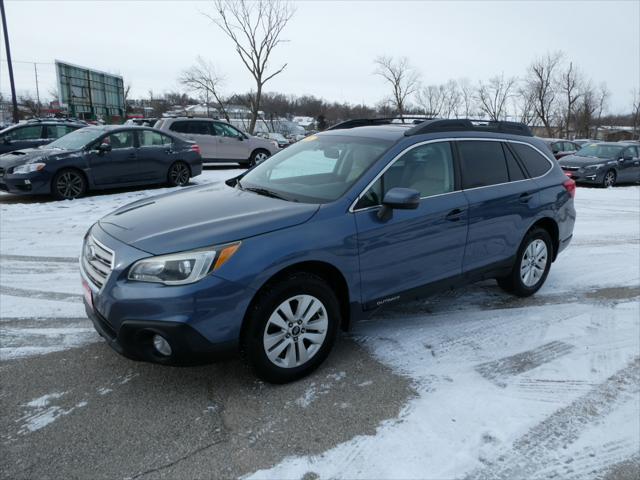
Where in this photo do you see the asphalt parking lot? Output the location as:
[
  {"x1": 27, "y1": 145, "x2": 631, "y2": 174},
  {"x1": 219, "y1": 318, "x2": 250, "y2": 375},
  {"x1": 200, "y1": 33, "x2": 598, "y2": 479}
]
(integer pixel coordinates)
[{"x1": 1, "y1": 170, "x2": 638, "y2": 479}]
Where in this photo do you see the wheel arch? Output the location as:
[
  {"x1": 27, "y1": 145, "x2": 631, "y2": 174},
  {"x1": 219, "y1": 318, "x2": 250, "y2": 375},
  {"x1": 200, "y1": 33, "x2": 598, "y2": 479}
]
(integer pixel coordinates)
[
  {"x1": 240, "y1": 260, "x2": 352, "y2": 343},
  {"x1": 528, "y1": 217, "x2": 560, "y2": 261}
]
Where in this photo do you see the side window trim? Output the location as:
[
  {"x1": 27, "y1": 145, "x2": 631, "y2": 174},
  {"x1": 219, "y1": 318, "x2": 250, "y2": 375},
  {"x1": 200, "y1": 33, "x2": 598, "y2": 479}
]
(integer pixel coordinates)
[
  {"x1": 349, "y1": 138, "x2": 553, "y2": 213},
  {"x1": 351, "y1": 139, "x2": 459, "y2": 212},
  {"x1": 503, "y1": 142, "x2": 529, "y2": 180}
]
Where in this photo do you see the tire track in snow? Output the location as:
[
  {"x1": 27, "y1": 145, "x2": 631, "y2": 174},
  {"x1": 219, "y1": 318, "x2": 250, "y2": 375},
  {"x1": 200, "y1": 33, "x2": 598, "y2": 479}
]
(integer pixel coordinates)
[
  {"x1": 0, "y1": 285, "x2": 82, "y2": 302},
  {"x1": 475, "y1": 341, "x2": 576, "y2": 387},
  {"x1": 0, "y1": 254, "x2": 77, "y2": 263},
  {"x1": 465, "y1": 357, "x2": 640, "y2": 480}
]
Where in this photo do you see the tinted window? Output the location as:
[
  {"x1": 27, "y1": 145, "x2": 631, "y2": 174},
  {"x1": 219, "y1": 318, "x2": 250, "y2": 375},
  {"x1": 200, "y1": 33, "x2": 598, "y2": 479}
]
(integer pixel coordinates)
[
  {"x1": 624, "y1": 146, "x2": 638, "y2": 158},
  {"x1": 564, "y1": 142, "x2": 577, "y2": 152},
  {"x1": 169, "y1": 121, "x2": 189, "y2": 134},
  {"x1": 104, "y1": 131, "x2": 134, "y2": 149},
  {"x1": 458, "y1": 141, "x2": 509, "y2": 189},
  {"x1": 575, "y1": 144, "x2": 624, "y2": 159},
  {"x1": 139, "y1": 130, "x2": 171, "y2": 146},
  {"x1": 45, "y1": 124, "x2": 76, "y2": 139},
  {"x1": 5, "y1": 125, "x2": 42, "y2": 141},
  {"x1": 511, "y1": 143, "x2": 552, "y2": 177},
  {"x1": 357, "y1": 142, "x2": 455, "y2": 209},
  {"x1": 503, "y1": 144, "x2": 527, "y2": 181}
]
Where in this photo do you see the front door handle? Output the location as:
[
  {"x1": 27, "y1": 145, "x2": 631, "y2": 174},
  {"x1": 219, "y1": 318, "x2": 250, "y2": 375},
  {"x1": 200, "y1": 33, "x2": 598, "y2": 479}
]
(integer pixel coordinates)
[
  {"x1": 128, "y1": 153, "x2": 136, "y2": 160},
  {"x1": 445, "y1": 208, "x2": 464, "y2": 221},
  {"x1": 519, "y1": 192, "x2": 533, "y2": 203}
]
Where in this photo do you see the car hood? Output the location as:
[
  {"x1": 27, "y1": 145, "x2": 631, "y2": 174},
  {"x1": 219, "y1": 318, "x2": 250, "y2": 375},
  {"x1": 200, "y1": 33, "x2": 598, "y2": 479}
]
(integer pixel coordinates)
[
  {"x1": 0, "y1": 147, "x2": 77, "y2": 170},
  {"x1": 98, "y1": 182, "x2": 320, "y2": 255},
  {"x1": 559, "y1": 154, "x2": 614, "y2": 167}
]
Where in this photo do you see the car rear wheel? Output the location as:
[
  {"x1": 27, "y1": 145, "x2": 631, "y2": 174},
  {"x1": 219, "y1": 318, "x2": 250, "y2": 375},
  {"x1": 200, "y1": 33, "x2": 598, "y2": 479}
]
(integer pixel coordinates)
[
  {"x1": 167, "y1": 161, "x2": 190, "y2": 187},
  {"x1": 497, "y1": 227, "x2": 553, "y2": 297},
  {"x1": 602, "y1": 170, "x2": 616, "y2": 188},
  {"x1": 248, "y1": 149, "x2": 270, "y2": 167},
  {"x1": 243, "y1": 273, "x2": 340, "y2": 383},
  {"x1": 52, "y1": 169, "x2": 86, "y2": 200}
]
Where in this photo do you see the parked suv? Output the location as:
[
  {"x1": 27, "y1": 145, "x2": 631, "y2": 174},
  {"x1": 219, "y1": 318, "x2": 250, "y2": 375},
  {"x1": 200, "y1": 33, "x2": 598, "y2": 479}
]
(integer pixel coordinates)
[
  {"x1": 155, "y1": 117, "x2": 279, "y2": 166},
  {"x1": 0, "y1": 118, "x2": 87, "y2": 154},
  {"x1": 81, "y1": 118, "x2": 576, "y2": 383}
]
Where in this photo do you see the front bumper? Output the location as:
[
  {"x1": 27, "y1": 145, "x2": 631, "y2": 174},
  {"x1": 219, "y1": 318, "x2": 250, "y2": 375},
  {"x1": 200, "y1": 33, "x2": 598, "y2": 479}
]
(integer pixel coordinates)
[
  {"x1": 561, "y1": 168, "x2": 603, "y2": 184},
  {"x1": 81, "y1": 224, "x2": 254, "y2": 364},
  {"x1": 0, "y1": 171, "x2": 51, "y2": 195}
]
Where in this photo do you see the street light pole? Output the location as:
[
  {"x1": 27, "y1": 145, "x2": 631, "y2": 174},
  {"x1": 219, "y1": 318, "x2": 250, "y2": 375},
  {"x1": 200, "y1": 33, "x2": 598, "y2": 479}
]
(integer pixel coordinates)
[{"x1": 0, "y1": 0, "x2": 19, "y2": 123}]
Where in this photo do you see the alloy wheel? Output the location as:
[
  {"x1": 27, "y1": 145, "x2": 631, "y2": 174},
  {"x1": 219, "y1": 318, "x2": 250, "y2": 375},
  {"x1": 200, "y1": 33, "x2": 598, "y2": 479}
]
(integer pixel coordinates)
[
  {"x1": 254, "y1": 152, "x2": 269, "y2": 164},
  {"x1": 520, "y1": 239, "x2": 548, "y2": 287},
  {"x1": 169, "y1": 163, "x2": 190, "y2": 186},
  {"x1": 604, "y1": 171, "x2": 616, "y2": 188},
  {"x1": 262, "y1": 294, "x2": 328, "y2": 368},
  {"x1": 56, "y1": 171, "x2": 84, "y2": 199}
]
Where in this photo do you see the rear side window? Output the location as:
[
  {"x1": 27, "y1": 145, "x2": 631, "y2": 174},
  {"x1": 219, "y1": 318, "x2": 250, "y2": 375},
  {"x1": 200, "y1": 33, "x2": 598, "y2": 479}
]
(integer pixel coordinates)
[
  {"x1": 458, "y1": 141, "x2": 509, "y2": 189},
  {"x1": 45, "y1": 124, "x2": 76, "y2": 139},
  {"x1": 4, "y1": 125, "x2": 43, "y2": 141},
  {"x1": 511, "y1": 143, "x2": 552, "y2": 178},
  {"x1": 139, "y1": 130, "x2": 172, "y2": 146},
  {"x1": 503, "y1": 144, "x2": 527, "y2": 181}
]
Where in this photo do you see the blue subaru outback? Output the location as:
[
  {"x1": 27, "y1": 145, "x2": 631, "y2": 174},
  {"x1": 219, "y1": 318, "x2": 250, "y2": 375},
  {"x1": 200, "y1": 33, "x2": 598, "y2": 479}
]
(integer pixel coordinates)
[{"x1": 81, "y1": 119, "x2": 576, "y2": 383}]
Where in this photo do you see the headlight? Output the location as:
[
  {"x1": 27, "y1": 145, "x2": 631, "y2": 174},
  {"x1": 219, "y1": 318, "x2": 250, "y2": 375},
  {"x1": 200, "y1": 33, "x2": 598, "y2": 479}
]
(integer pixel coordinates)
[
  {"x1": 585, "y1": 163, "x2": 605, "y2": 170},
  {"x1": 128, "y1": 242, "x2": 240, "y2": 285},
  {"x1": 13, "y1": 163, "x2": 45, "y2": 174},
  {"x1": 271, "y1": 140, "x2": 279, "y2": 148}
]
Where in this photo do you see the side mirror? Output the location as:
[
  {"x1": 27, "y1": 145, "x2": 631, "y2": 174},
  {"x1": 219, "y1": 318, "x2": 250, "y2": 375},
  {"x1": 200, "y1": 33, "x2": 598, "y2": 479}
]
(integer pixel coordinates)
[
  {"x1": 98, "y1": 143, "x2": 112, "y2": 153},
  {"x1": 377, "y1": 187, "x2": 420, "y2": 221},
  {"x1": 623, "y1": 154, "x2": 633, "y2": 161},
  {"x1": 237, "y1": 136, "x2": 244, "y2": 141}
]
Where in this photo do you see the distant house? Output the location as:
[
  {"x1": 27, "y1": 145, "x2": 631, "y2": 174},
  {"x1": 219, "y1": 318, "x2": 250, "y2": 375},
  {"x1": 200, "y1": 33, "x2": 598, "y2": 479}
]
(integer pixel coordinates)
[{"x1": 596, "y1": 126, "x2": 637, "y2": 142}]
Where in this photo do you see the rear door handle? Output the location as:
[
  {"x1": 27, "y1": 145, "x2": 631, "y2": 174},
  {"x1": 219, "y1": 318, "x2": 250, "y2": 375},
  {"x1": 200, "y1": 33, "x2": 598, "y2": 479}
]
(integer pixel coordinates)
[
  {"x1": 519, "y1": 192, "x2": 533, "y2": 203},
  {"x1": 445, "y1": 208, "x2": 465, "y2": 221}
]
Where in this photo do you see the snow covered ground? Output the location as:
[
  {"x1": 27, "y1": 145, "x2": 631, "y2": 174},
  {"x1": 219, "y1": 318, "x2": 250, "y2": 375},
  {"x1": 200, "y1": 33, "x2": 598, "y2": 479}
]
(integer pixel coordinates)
[{"x1": 0, "y1": 172, "x2": 638, "y2": 478}]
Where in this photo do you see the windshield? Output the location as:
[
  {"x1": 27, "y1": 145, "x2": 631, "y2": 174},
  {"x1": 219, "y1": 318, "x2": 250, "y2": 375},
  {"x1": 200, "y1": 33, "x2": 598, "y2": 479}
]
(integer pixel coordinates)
[
  {"x1": 240, "y1": 134, "x2": 393, "y2": 203},
  {"x1": 575, "y1": 144, "x2": 623, "y2": 159},
  {"x1": 45, "y1": 127, "x2": 104, "y2": 150}
]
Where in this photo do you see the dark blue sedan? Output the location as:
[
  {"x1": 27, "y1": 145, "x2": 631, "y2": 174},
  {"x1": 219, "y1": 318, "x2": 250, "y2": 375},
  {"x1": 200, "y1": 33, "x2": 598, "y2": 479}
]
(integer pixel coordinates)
[{"x1": 0, "y1": 126, "x2": 202, "y2": 200}]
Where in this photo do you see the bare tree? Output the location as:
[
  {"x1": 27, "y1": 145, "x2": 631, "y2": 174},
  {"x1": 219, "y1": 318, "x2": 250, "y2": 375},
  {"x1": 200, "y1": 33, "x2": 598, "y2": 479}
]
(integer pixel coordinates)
[
  {"x1": 526, "y1": 51, "x2": 563, "y2": 136},
  {"x1": 513, "y1": 84, "x2": 537, "y2": 125},
  {"x1": 632, "y1": 89, "x2": 640, "y2": 138},
  {"x1": 180, "y1": 56, "x2": 230, "y2": 122},
  {"x1": 442, "y1": 80, "x2": 462, "y2": 118},
  {"x1": 559, "y1": 62, "x2": 583, "y2": 138},
  {"x1": 207, "y1": 0, "x2": 294, "y2": 134},
  {"x1": 459, "y1": 78, "x2": 476, "y2": 117},
  {"x1": 574, "y1": 82, "x2": 608, "y2": 138},
  {"x1": 416, "y1": 84, "x2": 445, "y2": 117},
  {"x1": 373, "y1": 56, "x2": 420, "y2": 120},
  {"x1": 476, "y1": 73, "x2": 517, "y2": 121}
]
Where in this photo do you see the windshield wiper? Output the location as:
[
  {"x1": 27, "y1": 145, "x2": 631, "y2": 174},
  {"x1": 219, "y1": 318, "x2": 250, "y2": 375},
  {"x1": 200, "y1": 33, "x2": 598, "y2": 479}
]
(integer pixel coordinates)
[{"x1": 243, "y1": 186, "x2": 290, "y2": 201}]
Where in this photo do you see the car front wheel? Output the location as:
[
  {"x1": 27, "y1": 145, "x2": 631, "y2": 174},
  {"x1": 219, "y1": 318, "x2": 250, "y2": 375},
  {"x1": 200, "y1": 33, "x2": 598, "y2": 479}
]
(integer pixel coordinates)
[
  {"x1": 248, "y1": 149, "x2": 270, "y2": 167},
  {"x1": 52, "y1": 169, "x2": 87, "y2": 200},
  {"x1": 243, "y1": 273, "x2": 339, "y2": 383},
  {"x1": 602, "y1": 169, "x2": 616, "y2": 188},
  {"x1": 497, "y1": 227, "x2": 553, "y2": 297}
]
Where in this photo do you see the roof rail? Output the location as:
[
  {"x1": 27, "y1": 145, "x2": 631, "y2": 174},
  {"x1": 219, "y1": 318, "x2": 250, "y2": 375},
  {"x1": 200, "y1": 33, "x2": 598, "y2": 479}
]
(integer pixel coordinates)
[
  {"x1": 404, "y1": 118, "x2": 533, "y2": 137},
  {"x1": 327, "y1": 117, "x2": 432, "y2": 130}
]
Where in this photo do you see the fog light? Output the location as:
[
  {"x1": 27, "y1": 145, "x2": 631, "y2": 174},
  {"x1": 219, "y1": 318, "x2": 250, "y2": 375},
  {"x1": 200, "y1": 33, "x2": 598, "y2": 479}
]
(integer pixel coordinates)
[
  {"x1": 152, "y1": 334, "x2": 172, "y2": 356},
  {"x1": 24, "y1": 179, "x2": 31, "y2": 185}
]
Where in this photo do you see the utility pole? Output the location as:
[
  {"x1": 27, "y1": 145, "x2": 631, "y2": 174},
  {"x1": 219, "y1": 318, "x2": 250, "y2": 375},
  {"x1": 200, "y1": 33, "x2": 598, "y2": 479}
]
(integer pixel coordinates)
[
  {"x1": 0, "y1": 0, "x2": 19, "y2": 123},
  {"x1": 34, "y1": 63, "x2": 40, "y2": 116}
]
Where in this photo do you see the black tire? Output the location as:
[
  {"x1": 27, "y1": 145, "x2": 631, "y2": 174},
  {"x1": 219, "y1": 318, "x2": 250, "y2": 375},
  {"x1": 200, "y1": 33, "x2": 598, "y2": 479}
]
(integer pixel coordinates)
[
  {"x1": 242, "y1": 272, "x2": 340, "y2": 384},
  {"x1": 248, "y1": 149, "x2": 270, "y2": 168},
  {"x1": 497, "y1": 227, "x2": 554, "y2": 297},
  {"x1": 167, "y1": 161, "x2": 190, "y2": 187},
  {"x1": 602, "y1": 169, "x2": 616, "y2": 188},
  {"x1": 52, "y1": 169, "x2": 87, "y2": 200}
]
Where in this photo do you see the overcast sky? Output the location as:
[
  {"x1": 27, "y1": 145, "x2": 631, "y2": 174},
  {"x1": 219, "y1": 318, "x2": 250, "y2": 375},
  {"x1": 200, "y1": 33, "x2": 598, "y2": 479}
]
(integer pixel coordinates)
[{"x1": 1, "y1": 0, "x2": 639, "y2": 113}]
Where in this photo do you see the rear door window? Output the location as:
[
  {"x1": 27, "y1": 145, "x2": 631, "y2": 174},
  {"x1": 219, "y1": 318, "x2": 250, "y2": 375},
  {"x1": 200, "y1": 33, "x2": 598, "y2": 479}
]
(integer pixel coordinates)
[
  {"x1": 169, "y1": 121, "x2": 190, "y2": 134},
  {"x1": 45, "y1": 124, "x2": 76, "y2": 139},
  {"x1": 503, "y1": 144, "x2": 527, "y2": 181},
  {"x1": 457, "y1": 140, "x2": 509, "y2": 189},
  {"x1": 5, "y1": 125, "x2": 43, "y2": 141},
  {"x1": 510, "y1": 143, "x2": 552, "y2": 178},
  {"x1": 139, "y1": 130, "x2": 172, "y2": 146}
]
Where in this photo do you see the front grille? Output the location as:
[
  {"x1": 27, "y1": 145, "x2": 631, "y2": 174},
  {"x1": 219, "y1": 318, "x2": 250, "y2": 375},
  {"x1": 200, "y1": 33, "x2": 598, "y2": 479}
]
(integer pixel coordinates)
[
  {"x1": 82, "y1": 236, "x2": 114, "y2": 289},
  {"x1": 0, "y1": 167, "x2": 5, "y2": 176},
  {"x1": 562, "y1": 166, "x2": 580, "y2": 171}
]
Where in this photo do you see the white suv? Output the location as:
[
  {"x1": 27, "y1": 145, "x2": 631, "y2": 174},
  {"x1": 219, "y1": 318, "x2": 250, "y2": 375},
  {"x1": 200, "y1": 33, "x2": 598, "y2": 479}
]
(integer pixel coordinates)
[{"x1": 155, "y1": 117, "x2": 279, "y2": 166}]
